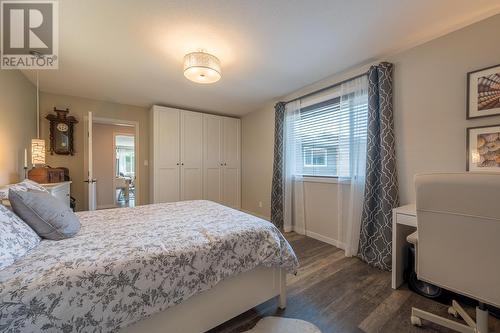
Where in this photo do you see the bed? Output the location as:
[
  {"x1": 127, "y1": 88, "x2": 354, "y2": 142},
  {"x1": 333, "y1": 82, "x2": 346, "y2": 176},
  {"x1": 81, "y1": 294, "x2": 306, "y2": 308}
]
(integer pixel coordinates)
[{"x1": 0, "y1": 200, "x2": 298, "y2": 333}]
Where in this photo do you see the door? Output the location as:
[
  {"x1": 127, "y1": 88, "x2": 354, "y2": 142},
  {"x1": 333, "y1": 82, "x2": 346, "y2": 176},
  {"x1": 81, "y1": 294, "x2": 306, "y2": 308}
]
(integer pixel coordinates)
[
  {"x1": 154, "y1": 108, "x2": 180, "y2": 203},
  {"x1": 86, "y1": 112, "x2": 97, "y2": 211},
  {"x1": 222, "y1": 117, "x2": 241, "y2": 208},
  {"x1": 203, "y1": 115, "x2": 223, "y2": 202},
  {"x1": 180, "y1": 111, "x2": 203, "y2": 200}
]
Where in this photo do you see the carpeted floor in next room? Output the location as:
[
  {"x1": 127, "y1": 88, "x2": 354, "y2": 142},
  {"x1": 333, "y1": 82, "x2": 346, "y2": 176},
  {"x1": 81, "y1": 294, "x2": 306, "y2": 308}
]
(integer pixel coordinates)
[{"x1": 209, "y1": 232, "x2": 500, "y2": 333}]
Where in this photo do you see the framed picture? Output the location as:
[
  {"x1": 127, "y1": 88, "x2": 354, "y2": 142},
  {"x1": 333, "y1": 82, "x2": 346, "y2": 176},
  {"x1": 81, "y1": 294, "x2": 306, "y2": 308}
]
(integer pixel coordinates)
[
  {"x1": 467, "y1": 124, "x2": 500, "y2": 172},
  {"x1": 467, "y1": 64, "x2": 500, "y2": 119}
]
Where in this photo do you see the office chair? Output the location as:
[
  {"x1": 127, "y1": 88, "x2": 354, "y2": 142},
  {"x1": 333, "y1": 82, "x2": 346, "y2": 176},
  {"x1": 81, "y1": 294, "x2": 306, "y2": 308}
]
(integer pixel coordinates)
[{"x1": 410, "y1": 173, "x2": 500, "y2": 333}]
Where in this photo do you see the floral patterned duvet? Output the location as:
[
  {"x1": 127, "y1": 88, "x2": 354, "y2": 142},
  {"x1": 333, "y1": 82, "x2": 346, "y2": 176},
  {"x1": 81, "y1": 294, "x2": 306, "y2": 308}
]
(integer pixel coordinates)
[{"x1": 0, "y1": 200, "x2": 298, "y2": 333}]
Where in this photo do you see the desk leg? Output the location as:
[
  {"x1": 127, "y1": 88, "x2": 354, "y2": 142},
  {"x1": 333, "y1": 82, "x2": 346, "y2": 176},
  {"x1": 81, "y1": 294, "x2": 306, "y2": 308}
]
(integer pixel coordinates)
[{"x1": 392, "y1": 218, "x2": 416, "y2": 289}]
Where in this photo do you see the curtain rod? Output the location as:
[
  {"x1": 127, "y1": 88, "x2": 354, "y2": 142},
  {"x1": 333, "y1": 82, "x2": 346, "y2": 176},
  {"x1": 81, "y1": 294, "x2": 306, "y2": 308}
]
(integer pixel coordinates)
[{"x1": 284, "y1": 71, "x2": 368, "y2": 104}]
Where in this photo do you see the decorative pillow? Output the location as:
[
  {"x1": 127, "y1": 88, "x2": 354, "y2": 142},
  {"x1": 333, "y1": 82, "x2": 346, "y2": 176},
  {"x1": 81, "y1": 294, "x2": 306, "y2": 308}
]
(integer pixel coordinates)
[
  {"x1": 0, "y1": 204, "x2": 40, "y2": 271},
  {"x1": 0, "y1": 179, "x2": 48, "y2": 200},
  {"x1": 0, "y1": 186, "x2": 9, "y2": 200},
  {"x1": 0, "y1": 199, "x2": 13, "y2": 211},
  {"x1": 9, "y1": 189, "x2": 80, "y2": 240}
]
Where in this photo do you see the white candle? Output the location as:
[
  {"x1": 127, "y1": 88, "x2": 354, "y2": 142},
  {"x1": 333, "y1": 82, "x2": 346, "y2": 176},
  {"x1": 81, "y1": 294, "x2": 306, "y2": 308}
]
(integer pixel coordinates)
[{"x1": 24, "y1": 148, "x2": 27, "y2": 168}]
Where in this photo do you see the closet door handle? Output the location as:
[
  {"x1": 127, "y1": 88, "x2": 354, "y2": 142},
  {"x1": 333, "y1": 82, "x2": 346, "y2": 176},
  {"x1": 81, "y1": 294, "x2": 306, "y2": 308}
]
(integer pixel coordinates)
[
  {"x1": 224, "y1": 163, "x2": 227, "y2": 166},
  {"x1": 181, "y1": 163, "x2": 184, "y2": 166},
  {"x1": 176, "y1": 163, "x2": 180, "y2": 166}
]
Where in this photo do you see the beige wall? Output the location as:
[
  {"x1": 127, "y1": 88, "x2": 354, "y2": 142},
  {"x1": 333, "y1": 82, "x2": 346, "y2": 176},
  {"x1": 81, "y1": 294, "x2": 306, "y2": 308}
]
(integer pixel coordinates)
[
  {"x1": 0, "y1": 70, "x2": 36, "y2": 185},
  {"x1": 302, "y1": 181, "x2": 350, "y2": 245},
  {"x1": 241, "y1": 103, "x2": 275, "y2": 218},
  {"x1": 391, "y1": 14, "x2": 500, "y2": 204},
  {"x1": 93, "y1": 123, "x2": 135, "y2": 209},
  {"x1": 241, "y1": 14, "x2": 500, "y2": 241},
  {"x1": 40, "y1": 93, "x2": 149, "y2": 211}
]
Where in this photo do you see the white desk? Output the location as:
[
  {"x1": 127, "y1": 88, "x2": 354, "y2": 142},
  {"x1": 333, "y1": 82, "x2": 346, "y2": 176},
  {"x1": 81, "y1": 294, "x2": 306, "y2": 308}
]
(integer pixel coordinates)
[{"x1": 392, "y1": 204, "x2": 417, "y2": 289}]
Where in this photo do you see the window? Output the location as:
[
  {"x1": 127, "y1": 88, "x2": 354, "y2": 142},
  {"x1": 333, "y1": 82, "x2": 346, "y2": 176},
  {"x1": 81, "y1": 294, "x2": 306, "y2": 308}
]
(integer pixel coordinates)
[
  {"x1": 290, "y1": 91, "x2": 368, "y2": 178},
  {"x1": 303, "y1": 147, "x2": 327, "y2": 167}
]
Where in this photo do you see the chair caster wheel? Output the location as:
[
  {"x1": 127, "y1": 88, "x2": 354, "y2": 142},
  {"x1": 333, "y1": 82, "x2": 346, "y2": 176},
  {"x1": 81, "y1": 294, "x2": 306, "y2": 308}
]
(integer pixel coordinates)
[
  {"x1": 411, "y1": 316, "x2": 422, "y2": 326},
  {"x1": 448, "y1": 307, "x2": 459, "y2": 318}
]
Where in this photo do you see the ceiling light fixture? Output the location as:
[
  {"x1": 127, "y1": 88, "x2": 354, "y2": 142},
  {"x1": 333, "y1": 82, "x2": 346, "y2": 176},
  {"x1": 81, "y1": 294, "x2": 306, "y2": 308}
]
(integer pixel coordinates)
[{"x1": 183, "y1": 51, "x2": 221, "y2": 84}]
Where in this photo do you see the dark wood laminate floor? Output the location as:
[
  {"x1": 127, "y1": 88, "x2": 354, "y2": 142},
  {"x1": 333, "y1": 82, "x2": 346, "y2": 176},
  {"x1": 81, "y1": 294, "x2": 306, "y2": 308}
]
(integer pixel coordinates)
[{"x1": 209, "y1": 233, "x2": 500, "y2": 333}]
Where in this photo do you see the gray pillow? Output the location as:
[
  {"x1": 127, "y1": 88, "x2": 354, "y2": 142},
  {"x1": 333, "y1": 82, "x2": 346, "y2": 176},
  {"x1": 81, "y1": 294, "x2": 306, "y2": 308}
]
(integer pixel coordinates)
[
  {"x1": 0, "y1": 204, "x2": 40, "y2": 270},
  {"x1": 9, "y1": 189, "x2": 80, "y2": 240}
]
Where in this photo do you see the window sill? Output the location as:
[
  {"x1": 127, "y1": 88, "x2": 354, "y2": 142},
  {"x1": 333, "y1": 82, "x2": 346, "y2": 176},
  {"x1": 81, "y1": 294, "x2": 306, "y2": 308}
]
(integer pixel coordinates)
[{"x1": 298, "y1": 176, "x2": 351, "y2": 184}]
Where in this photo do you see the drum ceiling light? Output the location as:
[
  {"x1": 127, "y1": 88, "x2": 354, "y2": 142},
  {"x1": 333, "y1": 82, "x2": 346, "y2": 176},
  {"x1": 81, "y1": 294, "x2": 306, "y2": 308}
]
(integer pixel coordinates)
[{"x1": 183, "y1": 51, "x2": 221, "y2": 84}]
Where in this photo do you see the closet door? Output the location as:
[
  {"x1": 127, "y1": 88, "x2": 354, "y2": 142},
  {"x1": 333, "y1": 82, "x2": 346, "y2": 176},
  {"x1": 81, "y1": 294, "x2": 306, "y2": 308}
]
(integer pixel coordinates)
[
  {"x1": 154, "y1": 108, "x2": 180, "y2": 203},
  {"x1": 203, "y1": 114, "x2": 223, "y2": 203},
  {"x1": 222, "y1": 117, "x2": 241, "y2": 208},
  {"x1": 180, "y1": 111, "x2": 203, "y2": 200}
]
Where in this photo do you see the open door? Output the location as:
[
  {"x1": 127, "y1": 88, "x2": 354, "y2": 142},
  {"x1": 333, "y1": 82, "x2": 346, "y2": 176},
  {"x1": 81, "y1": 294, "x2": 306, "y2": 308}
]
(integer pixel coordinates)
[{"x1": 86, "y1": 111, "x2": 97, "y2": 211}]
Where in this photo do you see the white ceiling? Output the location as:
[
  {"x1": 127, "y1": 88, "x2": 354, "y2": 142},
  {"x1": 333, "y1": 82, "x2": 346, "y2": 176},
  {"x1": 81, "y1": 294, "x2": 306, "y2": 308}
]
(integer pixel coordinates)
[{"x1": 24, "y1": 0, "x2": 500, "y2": 116}]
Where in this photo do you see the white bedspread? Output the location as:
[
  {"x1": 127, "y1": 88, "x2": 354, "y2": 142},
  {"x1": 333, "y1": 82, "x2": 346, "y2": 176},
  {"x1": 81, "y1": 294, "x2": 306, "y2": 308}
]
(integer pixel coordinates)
[{"x1": 0, "y1": 200, "x2": 298, "y2": 333}]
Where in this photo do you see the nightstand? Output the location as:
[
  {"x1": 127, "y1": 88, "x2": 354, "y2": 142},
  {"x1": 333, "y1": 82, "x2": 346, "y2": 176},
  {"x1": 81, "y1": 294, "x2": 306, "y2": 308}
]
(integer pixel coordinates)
[{"x1": 41, "y1": 181, "x2": 72, "y2": 207}]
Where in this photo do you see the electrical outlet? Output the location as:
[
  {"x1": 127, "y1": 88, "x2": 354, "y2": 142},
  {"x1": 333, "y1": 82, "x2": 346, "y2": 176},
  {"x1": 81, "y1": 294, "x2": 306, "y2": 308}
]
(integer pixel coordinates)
[{"x1": 258, "y1": 201, "x2": 263, "y2": 208}]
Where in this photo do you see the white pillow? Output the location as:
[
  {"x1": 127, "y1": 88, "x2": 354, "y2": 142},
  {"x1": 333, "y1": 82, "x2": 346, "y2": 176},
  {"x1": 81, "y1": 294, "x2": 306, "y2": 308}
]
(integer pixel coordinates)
[
  {"x1": 0, "y1": 187, "x2": 9, "y2": 201},
  {"x1": 0, "y1": 204, "x2": 41, "y2": 271},
  {"x1": 0, "y1": 179, "x2": 48, "y2": 200}
]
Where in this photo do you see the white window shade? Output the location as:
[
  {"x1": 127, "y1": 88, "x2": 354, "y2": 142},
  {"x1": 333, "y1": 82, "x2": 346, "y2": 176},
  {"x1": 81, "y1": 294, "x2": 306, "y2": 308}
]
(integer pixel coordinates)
[{"x1": 288, "y1": 85, "x2": 368, "y2": 178}]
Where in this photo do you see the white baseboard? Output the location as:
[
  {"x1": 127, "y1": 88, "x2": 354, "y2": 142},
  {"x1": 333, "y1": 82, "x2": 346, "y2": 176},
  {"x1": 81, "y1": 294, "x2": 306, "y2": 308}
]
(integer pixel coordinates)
[
  {"x1": 304, "y1": 230, "x2": 345, "y2": 250},
  {"x1": 292, "y1": 226, "x2": 305, "y2": 235}
]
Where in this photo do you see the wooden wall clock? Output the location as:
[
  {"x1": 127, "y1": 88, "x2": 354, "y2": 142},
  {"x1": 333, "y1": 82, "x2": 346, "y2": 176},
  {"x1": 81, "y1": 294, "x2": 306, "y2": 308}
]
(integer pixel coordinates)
[{"x1": 46, "y1": 108, "x2": 78, "y2": 155}]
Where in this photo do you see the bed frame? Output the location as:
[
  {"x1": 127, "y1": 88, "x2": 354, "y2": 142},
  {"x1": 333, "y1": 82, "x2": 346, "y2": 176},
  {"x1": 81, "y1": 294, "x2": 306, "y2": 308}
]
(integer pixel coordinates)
[{"x1": 120, "y1": 266, "x2": 287, "y2": 333}]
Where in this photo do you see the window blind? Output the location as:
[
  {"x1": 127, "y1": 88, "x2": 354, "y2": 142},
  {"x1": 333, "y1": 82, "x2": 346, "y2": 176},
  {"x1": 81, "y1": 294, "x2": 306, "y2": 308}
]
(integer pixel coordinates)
[{"x1": 292, "y1": 92, "x2": 368, "y2": 177}]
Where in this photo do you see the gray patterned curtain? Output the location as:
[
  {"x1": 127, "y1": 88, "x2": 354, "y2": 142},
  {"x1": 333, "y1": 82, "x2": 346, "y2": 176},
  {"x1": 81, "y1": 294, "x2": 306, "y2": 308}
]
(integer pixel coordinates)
[
  {"x1": 270, "y1": 102, "x2": 286, "y2": 230},
  {"x1": 358, "y1": 62, "x2": 399, "y2": 271}
]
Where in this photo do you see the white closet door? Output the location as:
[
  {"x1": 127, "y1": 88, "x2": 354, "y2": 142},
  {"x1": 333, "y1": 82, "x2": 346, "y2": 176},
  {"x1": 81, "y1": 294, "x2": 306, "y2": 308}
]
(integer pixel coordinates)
[
  {"x1": 180, "y1": 111, "x2": 203, "y2": 200},
  {"x1": 222, "y1": 117, "x2": 241, "y2": 208},
  {"x1": 154, "y1": 108, "x2": 180, "y2": 203},
  {"x1": 203, "y1": 114, "x2": 223, "y2": 203}
]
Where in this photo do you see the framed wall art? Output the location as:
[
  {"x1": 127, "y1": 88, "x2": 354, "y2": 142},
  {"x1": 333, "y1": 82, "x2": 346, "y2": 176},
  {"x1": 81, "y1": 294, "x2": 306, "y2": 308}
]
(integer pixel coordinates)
[
  {"x1": 467, "y1": 124, "x2": 500, "y2": 173},
  {"x1": 467, "y1": 64, "x2": 500, "y2": 119}
]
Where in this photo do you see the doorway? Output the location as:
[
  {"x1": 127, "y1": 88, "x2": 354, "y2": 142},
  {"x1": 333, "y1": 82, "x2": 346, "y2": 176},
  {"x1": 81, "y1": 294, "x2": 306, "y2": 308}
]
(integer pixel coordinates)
[
  {"x1": 84, "y1": 114, "x2": 140, "y2": 211},
  {"x1": 114, "y1": 134, "x2": 135, "y2": 208}
]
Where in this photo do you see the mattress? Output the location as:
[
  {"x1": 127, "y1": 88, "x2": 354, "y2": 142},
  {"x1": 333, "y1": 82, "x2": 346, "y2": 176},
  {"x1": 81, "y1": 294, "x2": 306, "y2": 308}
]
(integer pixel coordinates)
[{"x1": 0, "y1": 200, "x2": 298, "y2": 333}]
